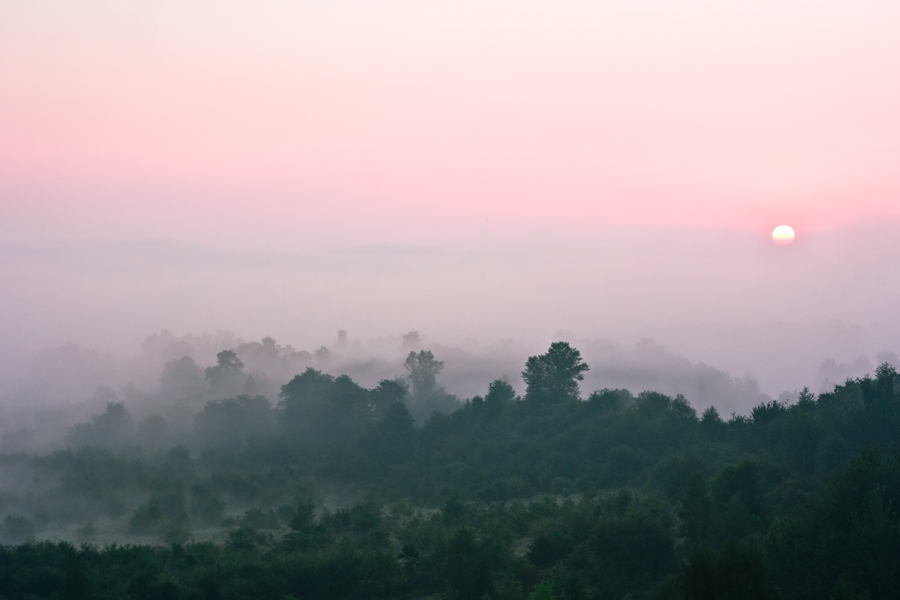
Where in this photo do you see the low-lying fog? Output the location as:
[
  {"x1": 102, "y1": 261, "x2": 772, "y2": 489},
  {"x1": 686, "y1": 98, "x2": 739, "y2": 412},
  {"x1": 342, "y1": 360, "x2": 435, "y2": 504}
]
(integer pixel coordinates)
[
  {"x1": 3, "y1": 219, "x2": 900, "y2": 452},
  {"x1": 1, "y1": 323, "x2": 898, "y2": 455}
]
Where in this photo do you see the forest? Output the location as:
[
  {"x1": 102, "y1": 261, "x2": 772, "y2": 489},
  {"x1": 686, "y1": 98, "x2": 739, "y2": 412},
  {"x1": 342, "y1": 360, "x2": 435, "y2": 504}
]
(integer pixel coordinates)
[{"x1": 1, "y1": 341, "x2": 899, "y2": 599}]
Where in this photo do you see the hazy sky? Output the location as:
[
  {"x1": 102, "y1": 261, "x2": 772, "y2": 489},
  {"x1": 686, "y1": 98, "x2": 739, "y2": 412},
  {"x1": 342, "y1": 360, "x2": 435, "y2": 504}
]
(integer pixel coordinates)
[{"x1": 2, "y1": 1, "x2": 899, "y2": 395}]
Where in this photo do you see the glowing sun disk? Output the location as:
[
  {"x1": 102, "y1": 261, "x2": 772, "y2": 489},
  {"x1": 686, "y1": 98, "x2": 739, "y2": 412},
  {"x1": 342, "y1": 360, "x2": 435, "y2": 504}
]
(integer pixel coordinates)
[{"x1": 772, "y1": 225, "x2": 795, "y2": 245}]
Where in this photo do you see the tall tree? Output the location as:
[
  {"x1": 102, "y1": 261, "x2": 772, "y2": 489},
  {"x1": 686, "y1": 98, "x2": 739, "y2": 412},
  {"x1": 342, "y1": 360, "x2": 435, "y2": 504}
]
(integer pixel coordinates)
[
  {"x1": 522, "y1": 342, "x2": 589, "y2": 403},
  {"x1": 159, "y1": 356, "x2": 204, "y2": 399},
  {"x1": 484, "y1": 378, "x2": 516, "y2": 416},
  {"x1": 205, "y1": 350, "x2": 245, "y2": 394},
  {"x1": 278, "y1": 367, "x2": 335, "y2": 445},
  {"x1": 404, "y1": 350, "x2": 444, "y2": 401}
]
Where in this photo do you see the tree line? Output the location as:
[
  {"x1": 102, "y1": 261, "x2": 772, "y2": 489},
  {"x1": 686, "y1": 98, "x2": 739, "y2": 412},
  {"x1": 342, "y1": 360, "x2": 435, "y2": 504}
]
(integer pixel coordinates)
[{"x1": 1, "y1": 342, "x2": 899, "y2": 599}]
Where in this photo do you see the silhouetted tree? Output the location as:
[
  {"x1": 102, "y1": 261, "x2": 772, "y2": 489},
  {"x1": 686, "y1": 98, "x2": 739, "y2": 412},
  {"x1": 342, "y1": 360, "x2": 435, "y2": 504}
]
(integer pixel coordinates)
[
  {"x1": 701, "y1": 406, "x2": 723, "y2": 426},
  {"x1": 522, "y1": 342, "x2": 589, "y2": 403},
  {"x1": 278, "y1": 368, "x2": 375, "y2": 449},
  {"x1": 66, "y1": 401, "x2": 134, "y2": 448},
  {"x1": 369, "y1": 378, "x2": 409, "y2": 414},
  {"x1": 205, "y1": 350, "x2": 245, "y2": 395},
  {"x1": 861, "y1": 363, "x2": 899, "y2": 443},
  {"x1": 404, "y1": 350, "x2": 444, "y2": 401},
  {"x1": 160, "y1": 355, "x2": 204, "y2": 399},
  {"x1": 484, "y1": 378, "x2": 516, "y2": 415}
]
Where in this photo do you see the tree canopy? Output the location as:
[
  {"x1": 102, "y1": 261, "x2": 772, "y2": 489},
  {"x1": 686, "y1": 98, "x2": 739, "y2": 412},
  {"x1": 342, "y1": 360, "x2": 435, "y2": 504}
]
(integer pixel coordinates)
[
  {"x1": 2, "y1": 344, "x2": 900, "y2": 600},
  {"x1": 522, "y1": 341, "x2": 589, "y2": 403}
]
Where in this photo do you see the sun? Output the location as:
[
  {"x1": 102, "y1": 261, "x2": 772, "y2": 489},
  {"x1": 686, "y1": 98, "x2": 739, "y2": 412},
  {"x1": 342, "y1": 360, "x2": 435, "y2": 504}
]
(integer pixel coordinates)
[{"x1": 772, "y1": 225, "x2": 795, "y2": 245}]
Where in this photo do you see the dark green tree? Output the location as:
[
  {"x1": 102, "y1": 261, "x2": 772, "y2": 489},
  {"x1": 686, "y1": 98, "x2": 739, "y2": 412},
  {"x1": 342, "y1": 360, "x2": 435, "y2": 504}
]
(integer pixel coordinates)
[
  {"x1": 713, "y1": 460, "x2": 767, "y2": 540},
  {"x1": 278, "y1": 367, "x2": 335, "y2": 443},
  {"x1": 361, "y1": 401, "x2": 417, "y2": 467},
  {"x1": 678, "y1": 473, "x2": 712, "y2": 547},
  {"x1": 522, "y1": 342, "x2": 589, "y2": 403},
  {"x1": 442, "y1": 527, "x2": 491, "y2": 600},
  {"x1": 61, "y1": 548, "x2": 92, "y2": 600},
  {"x1": 485, "y1": 378, "x2": 516, "y2": 414},
  {"x1": 369, "y1": 378, "x2": 409, "y2": 414},
  {"x1": 680, "y1": 539, "x2": 778, "y2": 600},
  {"x1": 861, "y1": 362, "x2": 899, "y2": 443},
  {"x1": 278, "y1": 368, "x2": 373, "y2": 449},
  {"x1": 701, "y1": 406, "x2": 723, "y2": 426}
]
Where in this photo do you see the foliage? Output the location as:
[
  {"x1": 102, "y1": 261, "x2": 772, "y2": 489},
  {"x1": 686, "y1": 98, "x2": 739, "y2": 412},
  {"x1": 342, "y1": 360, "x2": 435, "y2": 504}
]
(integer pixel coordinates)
[
  {"x1": 2, "y1": 346, "x2": 900, "y2": 599},
  {"x1": 204, "y1": 349, "x2": 245, "y2": 395},
  {"x1": 522, "y1": 342, "x2": 589, "y2": 404}
]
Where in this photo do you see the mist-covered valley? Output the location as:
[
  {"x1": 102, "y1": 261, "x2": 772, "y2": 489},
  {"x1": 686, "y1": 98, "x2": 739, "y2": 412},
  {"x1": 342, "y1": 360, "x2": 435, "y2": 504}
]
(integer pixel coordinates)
[
  {"x1": 2, "y1": 222, "x2": 900, "y2": 600},
  {"x1": 1, "y1": 327, "x2": 900, "y2": 598},
  {"x1": 5, "y1": 327, "x2": 895, "y2": 455},
  {"x1": 5, "y1": 0, "x2": 900, "y2": 596}
]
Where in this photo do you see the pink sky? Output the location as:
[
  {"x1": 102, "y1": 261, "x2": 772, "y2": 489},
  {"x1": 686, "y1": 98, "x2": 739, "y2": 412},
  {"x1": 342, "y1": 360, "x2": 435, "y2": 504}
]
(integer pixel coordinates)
[
  {"x1": 2, "y1": 1, "x2": 900, "y2": 395},
  {"x1": 2, "y1": 1, "x2": 899, "y2": 246}
]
